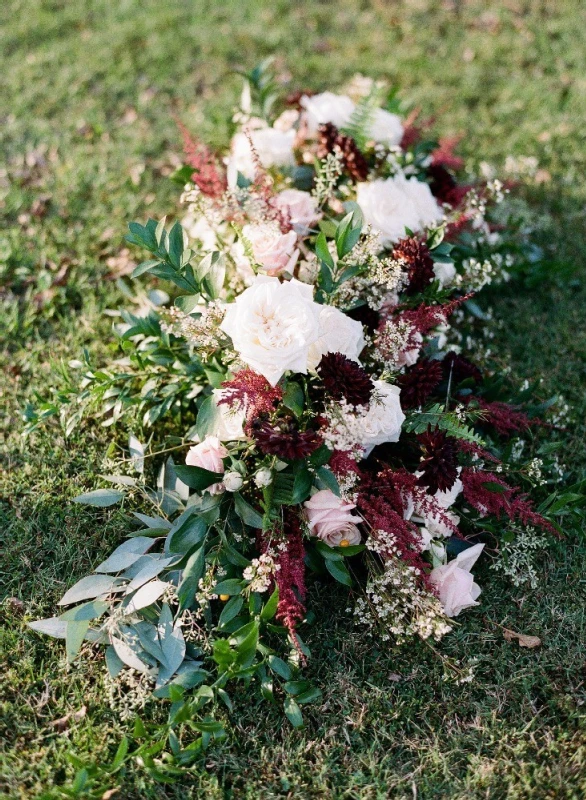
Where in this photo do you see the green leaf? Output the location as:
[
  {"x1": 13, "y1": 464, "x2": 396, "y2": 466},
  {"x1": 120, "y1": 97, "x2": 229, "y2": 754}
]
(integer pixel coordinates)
[
  {"x1": 174, "y1": 294, "x2": 200, "y2": 313},
  {"x1": 335, "y1": 211, "x2": 362, "y2": 258},
  {"x1": 95, "y1": 537, "x2": 155, "y2": 573},
  {"x1": 173, "y1": 465, "x2": 223, "y2": 491},
  {"x1": 291, "y1": 464, "x2": 313, "y2": 505},
  {"x1": 310, "y1": 445, "x2": 332, "y2": 468},
  {"x1": 177, "y1": 546, "x2": 206, "y2": 611},
  {"x1": 282, "y1": 381, "x2": 304, "y2": 417},
  {"x1": 168, "y1": 222, "x2": 184, "y2": 268},
  {"x1": 73, "y1": 488, "x2": 125, "y2": 507},
  {"x1": 213, "y1": 578, "x2": 244, "y2": 596},
  {"x1": 234, "y1": 493, "x2": 264, "y2": 529},
  {"x1": 201, "y1": 252, "x2": 226, "y2": 299},
  {"x1": 167, "y1": 514, "x2": 208, "y2": 554},
  {"x1": 325, "y1": 558, "x2": 353, "y2": 586},
  {"x1": 267, "y1": 654, "x2": 292, "y2": 680},
  {"x1": 58, "y1": 575, "x2": 118, "y2": 606},
  {"x1": 196, "y1": 395, "x2": 220, "y2": 440},
  {"x1": 296, "y1": 686, "x2": 323, "y2": 705},
  {"x1": 59, "y1": 600, "x2": 109, "y2": 622},
  {"x1": 66, "y1": 619, "x2": 90, "y2": 662},
  {"x1": 132, "y1": 259, "x2": 162, "y2": 279},
  {"x1": 170, "y1": 165, "x2": 196, "y2": 185},
  {"x1": 315, "y1": 232, "x2": 335, "y2": 269},
  {"x1": 219, "y1": 595, "x2": 244, "y2": 626},
  {"x1": 111, "y1": 737, "x2": 129, "y2": 770},
  {"x1": 260, "y1": 587, "x2": 279, "y2": 621},
  {"x1": 284, "y1": 696, "x2": 304, "y2": 728},
  {"x1": 315, "y1": 466, "x2": 340, "y2": 495},
  {"x1": 481, "y1": 481, "x2": 509, "y2": 494}
]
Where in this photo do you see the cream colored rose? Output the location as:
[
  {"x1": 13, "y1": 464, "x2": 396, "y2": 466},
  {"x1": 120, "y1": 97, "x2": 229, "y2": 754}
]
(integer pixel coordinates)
[
  {"x1": 356, "y1": 176, "x2": 442, "y2": 247},
  {"x1": 228, "y1": 127, "x2": 295, "y2": 182},
  {"x1": 300, "y1": 92, "x2": 355, "y2": 135},
  {"x1": 367, "y1": 108, "x2": 404, "y2": 147},
  {"x1": 220, "y1": 275, "x2": 322, "y2": 386},
  {"x1": 360, "y1": 380, "x2": 406, "y2": 455},
  {"x1": 273, "y1": 189, "x2": 322, "y2": 235},
  {"x1": 306, "y1": 305, "x2": 365, "y2": 371},
  {"x1": 242, "y1": 224, "x2": 299, "y2": 277},
  {"x1": 430, "y1": 543, "x2": 484, "y2": 617},
  {"x1": 185, "y1": 435, "x2": 227, "y2": 495},
  {"x1": 304, "y1": 489, "x2": 362, "y2": 547}
]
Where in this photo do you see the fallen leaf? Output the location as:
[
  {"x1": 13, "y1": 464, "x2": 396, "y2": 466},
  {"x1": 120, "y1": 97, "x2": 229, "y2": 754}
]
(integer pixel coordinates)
[
  {"x1": 50, "y1": 704, "x2": 87, "y2": 731},
  {"x1": 502, "y1": 628, "x2": 541, "y2": 649},
  {"x1": 102, "y1": 787, "x2": 120, "y2": 800}
]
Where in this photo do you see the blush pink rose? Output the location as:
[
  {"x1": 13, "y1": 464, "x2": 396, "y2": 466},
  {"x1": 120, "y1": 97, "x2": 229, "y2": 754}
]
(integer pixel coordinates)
[
  {"x1": 242, "y1": 224, "x2": 299, "y2": 277},
  {"x1": 185, "y1": 435, "x2": 228, "y2": 495},
  {"x1": 273, "y1": 189, "x2": 322, "y2": 235},
  {"x1": 304, "y1": 489, "x2": 362, "y2": 547},
  {"x1": 429, "y1": 543, "x2": 484, "y2": 617}
]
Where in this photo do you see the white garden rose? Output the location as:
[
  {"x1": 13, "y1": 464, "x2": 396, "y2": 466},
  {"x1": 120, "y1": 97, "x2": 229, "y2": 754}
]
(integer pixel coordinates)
[
  {"x1": 359, "y1": 380, "x2": 406, "y2": 455},
  {"x1": 367, "y1": 108, "x2": 404, "y2": 147},
  {"x1": 399, "y1": 176, "x2": 444, "y2": 229},
  {"x1": 306, "y1": 305, "x2": 365, "y2": 371},
  {"x1": 273, "y1": 189, "x2": 321, "y2": 235},
  {"x1": 220, "y1": 275, "x2": 322, "y2": 386},
  {"x1": 433, "y1": 260, "x2": 457, "y2": 288},
  {"x1": 242, "y1": 224, "x2": 299, "y2": 277},
  {"x1": 356, "y1": 178, "x2": 422, "y2": 247},
  {"x1": 228, "y1": 127, "x2": 295, "y2": 182},
  {"x1": 300, "y1": 92, "x2": 355, "y2": 134},
  {"x1": 434, "y1": 474, "x2": 463, "y2": 509},
  {"x1": 211, "y1": 388, "x2": 247, "y2": 442},
  {"x1": 430, "y1": 543, "x2": 484, "y2": 617},
  {"x1": 356, "y1": 176, "x2": 443, "y2": 247}
]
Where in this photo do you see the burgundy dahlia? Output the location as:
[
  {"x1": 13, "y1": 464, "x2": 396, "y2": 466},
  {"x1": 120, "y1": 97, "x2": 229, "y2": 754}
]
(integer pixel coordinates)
[
  {"x1": 417, "y1": 426, "x2": 459, "y2": 494},
  {"x1": 253, "y1": 416, "x2": 321, "y2": 460},
  {"x1": 392, "y1": 237, "x2": 435, "y2": 295},
  {"x1": 317, "y1": 123, "x2": 369, "y2": 182},
  {"x1": 397, "y1": 358, "x2": 443, "y2": 409},
  {"x1": 317, "y1": 352, "x2": 374, "y2": 407}
]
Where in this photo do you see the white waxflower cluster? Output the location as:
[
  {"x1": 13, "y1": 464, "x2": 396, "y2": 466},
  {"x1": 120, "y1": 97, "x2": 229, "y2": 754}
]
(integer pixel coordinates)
[
  {"x1": 312, "y1": 151, "x2": 344, "y2": 206},
  {"x1": 491, "y1": 527, "x2": 548, "y2": 588},
  {"x1": 195, "y1": 565, "x2": 219, "y2": 615},
  {"x1": 526, "y1": 457, "x2": 546, "y2": 484},
  {"x1": 160, "y1": 303, "x2": 227, "y2": 358},
  {"x1": 354, "y1": 530, "x2": 451, "y2": 642},
  {"x1": 104, "y1": 668, "x2": 154, "y2": 722},
  {"x1": 374, "y1": 318, "x2": 418, "y2": 371},
  {"x1": 322, "y1": 398, "x2": 369, "y2": 459},
  {"x1": 243, "y1": 553, "x2": 280, "y2": 593}
]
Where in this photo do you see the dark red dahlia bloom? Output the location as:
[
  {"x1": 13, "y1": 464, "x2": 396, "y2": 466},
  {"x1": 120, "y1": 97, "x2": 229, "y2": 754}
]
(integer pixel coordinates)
[
  {"x1": 317, "y1": 123, "x2": 369, "y2": 182},
  {"x1": 427, "y1": 164, "x2": 470, "y2": 207},
  {"x1": 392, "y1": 237, "x2": 435, "y2": 295},
  {"x1": 397, "y1": 358, "x2": 443, "y2": 409},
  {"x1": 252, "y1": 416, "x2": 321, "y2": 460},
  {"x1": 442, "y1": 352, "x2": 483, "y2": 386},
  {"x1": 317, "y1": 352, "x2": 374, "y2": 408},
  {"x1": 417, "y1": 426, "x2": 459, "y2": 494}
]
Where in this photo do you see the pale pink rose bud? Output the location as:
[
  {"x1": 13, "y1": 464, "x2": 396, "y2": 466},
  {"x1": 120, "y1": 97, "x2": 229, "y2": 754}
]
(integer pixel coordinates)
[
  {"x1": 304, "y1": 489, "x2": 362, "y2": 547},
  {"x1": 242, "y1": 224, "x2": 299, "y2": 277},
  {"x1": 429, "y1": 543, "x2": 484, "y2": 617},
  {"x1": 273, "y1": 189, "x2": 322, "y2": 235},
  {"x1": 185, "y1": 435, "x2": 227, "y2": 495}
]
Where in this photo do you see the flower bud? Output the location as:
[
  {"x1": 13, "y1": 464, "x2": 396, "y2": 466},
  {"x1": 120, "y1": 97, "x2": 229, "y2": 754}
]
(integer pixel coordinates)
[
  {"x1": 254, "y1": 468, "x2": 273, "y2": 488},
  {"x1": 223, "y1": 471, "x2": 244, "y2": 492}
]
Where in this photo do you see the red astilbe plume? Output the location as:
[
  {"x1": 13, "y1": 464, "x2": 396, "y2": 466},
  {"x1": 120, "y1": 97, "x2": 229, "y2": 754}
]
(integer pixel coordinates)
[
  {"x1": 242, "y1": 130, "x2": 293, "y2": 234},
  {"x1": 431, "y1": 135, "x2": 465, "y2": 171},
  {"x1": 397, "y1": 358, "x2": 443, "y2": 409},
  {"x1": 399, "y1": 294, "x2": 474, "y2": 343},
  {"x1": 178, "y1": 121, "x2": 227, "y2": 199},
  {"x1": 317, "y1": 123, "x2": 369, "y2": 182},
  {"x1": 457, "y1": 439, "x2": 502, "y2": 464},
  {"x1": 269, "y1": 511, "x2": 307, "y2": 646},
  {"x1": 475, "y1": 398, "x2": 539, "y2": 438},
  {"x1": 252, "y1": 416, "x2": 322, "y2": 460},
  {"x1": 461, "y1": 468, "x2": 559, "y2": 535},
  {"x1": 417, "y1": 426, "x2": 459, "y2": 494},
  {"x1": 317, "y1": 352, "x2": 374, "y2": 407},
  {"x1": 392, "y1": 237, "x2": 435, "y2": 295},
  {"x1": 219, "y1": 369, "x2": 282, "y2": 435}
]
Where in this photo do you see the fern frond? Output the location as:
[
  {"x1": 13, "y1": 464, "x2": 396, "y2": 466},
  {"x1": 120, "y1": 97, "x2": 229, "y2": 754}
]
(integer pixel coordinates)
[{"x1": 404, "y1": 404, "x2": 485, "y2": 444}]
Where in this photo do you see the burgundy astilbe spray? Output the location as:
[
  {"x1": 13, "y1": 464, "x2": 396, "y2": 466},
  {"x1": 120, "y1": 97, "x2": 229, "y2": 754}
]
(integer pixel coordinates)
[
  {"x1": 219, "y1": 369, "x2": 282, "y2": 435},
  {"x1": 475, "y1": 399, "x2": 539, "y2": 438},
  {"x1": 461, "y1": 468, "x2": 558, "y2": 535},
  {"x1": 265, "y1": 512, "x2": 307, "y2": 650},
  {"x1": 178, "y1": 122, "x2": 227, "y2": 199}
]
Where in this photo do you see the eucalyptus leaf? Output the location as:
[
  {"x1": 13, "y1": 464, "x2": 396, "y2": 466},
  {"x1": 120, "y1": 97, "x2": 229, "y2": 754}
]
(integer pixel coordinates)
[
  {"x1": 73, "y1": 489, "x2": 125, "y2": 507},
  {"x1": 59, "y1": 575, "x2": 120, "y2": 606}
]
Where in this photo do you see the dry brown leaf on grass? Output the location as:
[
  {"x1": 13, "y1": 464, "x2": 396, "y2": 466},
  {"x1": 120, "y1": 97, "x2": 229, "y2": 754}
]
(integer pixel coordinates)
[
  {"x1": 50, "y1": 704, "x2": 87, "y2": 731},
  {"x1": 502, "y1": 628, "x2": 541, "y2": 649}
]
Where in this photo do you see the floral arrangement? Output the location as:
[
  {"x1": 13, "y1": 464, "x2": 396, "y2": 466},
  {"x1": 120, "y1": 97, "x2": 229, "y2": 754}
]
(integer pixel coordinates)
[{"x1": 30, "y1": 65, "x2": 579, "y2": 763}]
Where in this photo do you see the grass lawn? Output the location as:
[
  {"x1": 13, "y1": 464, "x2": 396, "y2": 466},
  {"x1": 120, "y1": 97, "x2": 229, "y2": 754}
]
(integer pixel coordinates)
[{"x1": 1, "y1": 0, "x2": 586, "y2": 796}]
